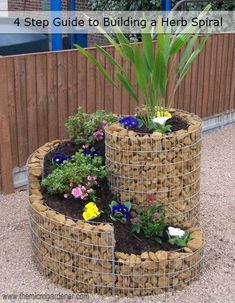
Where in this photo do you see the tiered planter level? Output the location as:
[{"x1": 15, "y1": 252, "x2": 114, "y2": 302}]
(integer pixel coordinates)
[
  {"x1": 105, "y1": 110, "x2": 202, "y2": 228},
  {"x1": 27, "y1": 111, "x2": 204, "y2": 297}
]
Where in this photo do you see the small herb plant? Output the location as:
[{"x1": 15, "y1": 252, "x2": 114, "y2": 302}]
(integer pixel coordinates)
[
  {"x1": 66, "y1": 107, "x2": 119, "y2": 146},
  {"x1": 42, "y1": 150, "x2": 110, "y2": 200},
  {"x1": 109, "y1": 200, "x2": 132, "y2": 223},
  {"x1": 131, "y1": 205, "x2": 165, "y2": 243},
  {"x1": 167, "y1": 227, "x2": 191, "y2": 247}
]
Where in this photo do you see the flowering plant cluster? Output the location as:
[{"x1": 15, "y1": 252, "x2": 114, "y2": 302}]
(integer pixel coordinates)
[
  {"x1": 52, "y1": 152, "x2": 70, "y2": 165},
  {"x1": 66, "y1": 107, "x2": 119, "y2": 146},
  {"x1": 42, "y1": 150, "x2": 110, "y2": 200},
  {"x1": 109, "y1": 200, "x2": 132, "y2": 223},
  {"x1": 82, "y1": 202, "x2": 102, "y2": 221},
  {"x1": 167, "y1": 227, "x2": 191, "y2": 247}
]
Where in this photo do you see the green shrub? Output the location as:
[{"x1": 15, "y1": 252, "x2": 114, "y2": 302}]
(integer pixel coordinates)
[
  {"x1": 41, "y1": 150, "x2": 110, "y2": 200},
  {"x1": 66, "y1": 107, "x2": 119, "y2": 146}
]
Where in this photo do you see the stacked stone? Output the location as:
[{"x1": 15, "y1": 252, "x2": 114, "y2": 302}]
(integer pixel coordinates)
[
  {"x1": 27, "y1": 112, "x2": 205, "y2": 297},
  {"x1": 28, "y1": 142, "x2": 115, "y2": 296},
  {"x1": 105, "y1": 110, "x2": 202, "y2": 228},
  {"x1": 114, "y1": 228, "x2": 204, "y2": 296}
]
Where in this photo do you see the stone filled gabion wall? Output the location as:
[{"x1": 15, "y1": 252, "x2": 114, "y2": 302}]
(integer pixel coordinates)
[
  {"x1": 105, "y1": 110, "x2": 202, "y2": 228},
  {"x1": 27, "y1": 140, "x2": 204, "y2": 297}
]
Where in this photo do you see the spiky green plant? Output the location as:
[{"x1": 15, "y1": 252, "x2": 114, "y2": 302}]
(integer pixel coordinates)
[{"x1": 76, "y1": 6, "x2": 210, "y2": 124}]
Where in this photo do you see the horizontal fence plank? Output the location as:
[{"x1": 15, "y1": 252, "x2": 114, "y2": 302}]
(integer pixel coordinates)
[{"x1": 0, "y1": 34, "x2": 234, "y2": 193}]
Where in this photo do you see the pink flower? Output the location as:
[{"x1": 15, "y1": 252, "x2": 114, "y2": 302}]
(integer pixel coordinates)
[
  {"x1": 71, "y1": 187, "x2": 83, "y2": 198},
  {"x1": 64, "y1": 194, "x2": 68, "y2": 199},
  {"x1": 92, "y1": 129, "x2": 104, "y2": 141},
  {"x1": 82, "y1": 144, "x2": 89, "y2": 149},
  {"x1": 87, "y1": 189, "x2": 93, "y2": 193},
  {"x1": 102, "y1": 120, "x2": 108, "y2": 127}
]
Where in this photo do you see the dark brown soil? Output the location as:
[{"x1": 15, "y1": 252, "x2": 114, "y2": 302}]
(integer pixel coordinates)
[
  {"x1": 132, "y1": 114, "x2": 188, "y2": 135},
  {"x1": 42, "y1": 139, "x2": 181, "y2": 254},
  {"x1": 166, "y1": 115, "x2": 188, "y2": 132},
  {"x1": 43, "y1": 179, "x2": 179, "y2": 254}
]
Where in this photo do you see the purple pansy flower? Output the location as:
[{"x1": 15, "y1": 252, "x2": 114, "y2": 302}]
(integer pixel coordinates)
[
  {"x1": 52, "y1": 152, "x2": 70, "y2": 165},
  {"x1": 83, "y1": 147, "x2": 100, "y2": 157},
  {"x1": 112, "y1": 204, "x2": 130, "y2": 220},
  {"x1": 119, "y1": 116, "x2": 139, "y2": 129}
]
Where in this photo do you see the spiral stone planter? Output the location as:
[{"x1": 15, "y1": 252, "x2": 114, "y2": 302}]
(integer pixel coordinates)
[
  {"x1": 27, "y1": 140, "x2": 204, "y2": 297},
  {"x1": 105, "y1": 110, "x2": 202, "y2": 228}
]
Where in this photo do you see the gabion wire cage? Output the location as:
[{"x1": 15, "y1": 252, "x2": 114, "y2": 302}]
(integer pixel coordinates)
[
  {"x1": 105, "y1": 111, "x2": 202, "y2": 228},
  {"x1": 27, "y1": 139, "x2": 204, "y2": 297}
]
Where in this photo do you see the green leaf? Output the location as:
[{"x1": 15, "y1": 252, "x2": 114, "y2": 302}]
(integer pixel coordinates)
[
  {"x1": 110, "y1": 215, "x2": 117, "y2": 222},
  {"x1": 116, "y1": 72, "x2": 138, "y2": 100},
  {"x1": 137, "y1": 118, "x2": 144, "y2": 128},
  {"x1": 116, "y1": 32, "x2": 134, "y2": 63},
  {"x1": 124, "y1": 201, "x2": 132, "y2": 211},
  {"x1": 177, "y1": 33, "x2": 199, "y2": 73},
  {"x1": 133, "y1": 43, "x2": 148, "y2": 94},
  {"x1": 141, "y1": 21, "x2": 154, "y2": 69},
  {"x1": 110, "y1": 200, "x2": 118, "y2": 207},
  {"x1": 132, "y1": 224, "x2": 141, "y2": 234},
  {"x1": 176, "y1": 35, "x2": 209, "y2": 87},
  {"x1": 75, "y1": 44, "x2": 116, "y2": 86},
  {"x1": 95, "y1": 44, "x2": 126, "y2": 74},
  {"x1": 170, "y1": 5, "x2": 211, "y2": 56}
]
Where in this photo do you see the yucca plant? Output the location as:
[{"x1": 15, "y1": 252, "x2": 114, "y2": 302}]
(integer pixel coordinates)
[{"x1": 76, "y1": 6, "x2": 210, "y2": 127}]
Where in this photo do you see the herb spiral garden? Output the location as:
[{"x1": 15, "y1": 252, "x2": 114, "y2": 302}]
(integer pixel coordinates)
[{"x1": 27, "y1": 12, "x2": 207, "y2": 297}]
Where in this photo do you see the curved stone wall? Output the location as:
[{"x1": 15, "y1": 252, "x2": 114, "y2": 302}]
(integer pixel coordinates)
[
  {"x1": 105, "y1": 111, "x2": 202, "y2": 228},
  {"x1": 27, "y1": 141, "x2": 204, "y2": 297}
]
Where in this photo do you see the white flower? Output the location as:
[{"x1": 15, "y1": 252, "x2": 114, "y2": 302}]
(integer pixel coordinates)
[
  {"x1": 168, "y1": 227, "x2": 185, "y2": 238},
  {"x1": 152, "y1": 116, "x2": 170, "y2": 125}
]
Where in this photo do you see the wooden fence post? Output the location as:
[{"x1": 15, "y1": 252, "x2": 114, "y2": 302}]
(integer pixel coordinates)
[{"x1": 0, "y1": 58, "x2": 14, "y2": 193}]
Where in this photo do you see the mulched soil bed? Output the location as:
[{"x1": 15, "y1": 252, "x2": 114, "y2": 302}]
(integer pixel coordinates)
[{"x1": 42, "y1": 141, "x2": 180, "y2": 254}]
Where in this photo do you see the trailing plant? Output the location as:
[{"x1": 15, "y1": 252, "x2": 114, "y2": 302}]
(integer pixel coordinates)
[
  {"x1": 76, "y1": 6, "x2": 210, "y2": 128},
  {"x1": 167, "y1": 226, "x2": 191, "y2": 247},
  {"x1": 131, "y1": 205, "x2": 165, "y2": 243},
  {"x1": 66, "y1": 107, "x2": 119, "y2": 146},
  {"x1": 109, "y1": 200, "x2": 132, "y2": 223},
  {"x1": 41, "y1": 150, "x2": 110, "y2": 200}
]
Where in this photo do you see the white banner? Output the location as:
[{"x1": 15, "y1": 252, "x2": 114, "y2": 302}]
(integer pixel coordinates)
[{"x1": 0, "y1": 11, "x2": 234, "y2": 34}]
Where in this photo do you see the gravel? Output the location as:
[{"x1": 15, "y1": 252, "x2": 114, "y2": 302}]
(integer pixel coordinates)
[{"x1": 0, "y1": 124, "x2": 234, "y2": 303}]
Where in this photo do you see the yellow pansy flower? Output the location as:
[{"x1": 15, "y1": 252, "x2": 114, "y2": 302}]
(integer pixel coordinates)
[
  {"x1": 156, "y1": 110, "x2": 172, "y2": 118},
  {"x1": 82, "y1": 202, "x2": 101, "y2": 221}
]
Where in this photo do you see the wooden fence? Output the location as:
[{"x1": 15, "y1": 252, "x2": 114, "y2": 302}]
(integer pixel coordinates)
[{"x1": 0, "y1": 33, "x2": 234, "y2": 193}]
